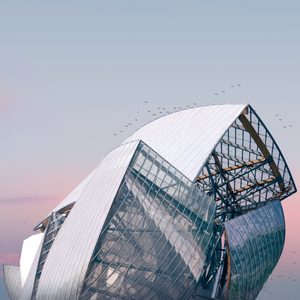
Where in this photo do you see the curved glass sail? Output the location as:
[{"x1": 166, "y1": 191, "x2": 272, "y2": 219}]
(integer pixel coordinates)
[
  {"x1": 224, "y1": 200, "x2": 285, "y2": 300},
  {"x1": 80, "y1": 142, "x2": 216, "y2": 300}
]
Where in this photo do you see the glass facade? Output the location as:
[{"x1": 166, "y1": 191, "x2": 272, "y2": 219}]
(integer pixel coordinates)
[
  {"x1": 196, "y1": 105, "x2": 296, "y2": 223},
  {"x1": 80, "y1": 142, "x2": 216, "y2": 300},
  {"x1": 224, "y1": 200, "x2": 285, "y2": 300}
]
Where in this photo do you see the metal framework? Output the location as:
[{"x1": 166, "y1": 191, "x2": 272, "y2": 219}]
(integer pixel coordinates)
[
  {"x1": 196, "y1": 106, "x2": 295, "y2": 222},
  {"x1": 196, "y1": 105, "x2": 296, "y2": 297},
  {"x1": 80, "y1": 142, "x2": 216, "y2": 300}
]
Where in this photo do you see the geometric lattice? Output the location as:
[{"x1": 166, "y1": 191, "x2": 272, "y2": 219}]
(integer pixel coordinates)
[
  {"x1": 224, "y1": 200, "x2": 285, "y2": 300},
  {"x1": 80, "y1": 142, "x2": 216, "y2": 300},
  {"x1": 196, "y1": 105, "x2": 296, "y2": 223}
]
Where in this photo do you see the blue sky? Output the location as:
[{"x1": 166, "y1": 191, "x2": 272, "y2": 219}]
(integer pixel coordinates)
[{"x1": 0, "y1": 1, "x2": 300, "y2": 299}]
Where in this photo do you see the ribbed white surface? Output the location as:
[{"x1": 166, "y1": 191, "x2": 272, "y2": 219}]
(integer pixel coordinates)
[
  {"x1": 36, "y1": 141, "x2": 140, "y2": 300},
  {"x1": 124, "y1": 104, "x2": 248, "y2": 180},
  {"x1": 3, "y1": 265, "x2": 22, "y2": 300},
  {"x1": 47, "y1": 104, "x2": 247, "y2": 215}
]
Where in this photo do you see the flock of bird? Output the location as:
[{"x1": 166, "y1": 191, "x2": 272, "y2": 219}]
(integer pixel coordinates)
[
  {"x1": 112, "y1": 84, "x2": 242, "y2": 137},
  {"x1": 274, "y1": 113, "x2": 293, "y2": 129},
  {"x1": 112, "y1": 83, "x2": 296, "y2": 138},
  {"x1": 214, "y1": 83, "x2": 241, "y2": 95},
  {"x1": 112, "y1": 101, "x2": 200, "y2": 136}
]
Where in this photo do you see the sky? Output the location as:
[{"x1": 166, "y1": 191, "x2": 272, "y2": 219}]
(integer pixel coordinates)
[{"x1": 0, "y1": 1, "x2": 299, "y2": 299}]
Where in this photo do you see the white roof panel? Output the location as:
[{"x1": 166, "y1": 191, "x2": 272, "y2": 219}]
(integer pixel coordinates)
[
  {"x1": 3, "y1": 265, "x2": 22, "y2": 300},
  {"x1": 36, "y1": 141, "x2": 140, "y2": 299},
  {"x1": 123, "y1": 104, "x2": 248, "y2": 180},
  {"x1": 47, "y1": 104, "x2": 247, "y2": 216}
]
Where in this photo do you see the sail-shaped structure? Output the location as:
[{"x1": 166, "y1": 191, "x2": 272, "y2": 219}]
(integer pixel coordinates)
[{"x1": 3, "y1": 104, "x2": 296, "y2": 300}]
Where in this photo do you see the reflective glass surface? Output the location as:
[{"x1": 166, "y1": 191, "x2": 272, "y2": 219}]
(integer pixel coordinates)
[
  {"x1": 224, "y1": 200, "x2": 285, "y2": 300},
  {"x1": 80, "y1": 142, "x2": 216, "y2": 300}
]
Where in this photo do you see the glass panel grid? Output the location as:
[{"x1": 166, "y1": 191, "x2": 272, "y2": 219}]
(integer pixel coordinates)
[
  {"x1": 225, "y1": 200, "x2": 285, "y2": 300},
  {"x1": 80, "y1": 142, "x2": 216, "y2": 300}
]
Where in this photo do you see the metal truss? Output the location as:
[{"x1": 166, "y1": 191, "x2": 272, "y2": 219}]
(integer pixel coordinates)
[
  {"x1": 196, "y1": 105, "x2": 296, "y2": 224},
  {"x1": 196, "y1": 105, "x2": 297, "y2": 298}
]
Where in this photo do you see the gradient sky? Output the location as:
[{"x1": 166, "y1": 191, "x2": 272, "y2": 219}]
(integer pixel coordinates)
[{"x1": 0, "y1": 1, "x2": 299, "y2": 299}]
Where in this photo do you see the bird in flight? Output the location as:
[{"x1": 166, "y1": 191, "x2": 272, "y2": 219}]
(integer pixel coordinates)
[{"x1": 214, "y1": 93, "x2": 218, "y2": 95}]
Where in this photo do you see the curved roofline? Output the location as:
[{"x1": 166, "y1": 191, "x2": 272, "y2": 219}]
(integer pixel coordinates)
[
  {"x1": 122, "y1": 103, "x2": 249, "y2": 143},
  {"x1": 42, "y1": 104, "x2": 250, "y2": 223},
  {"x1": 123, "y1": 103, "x2": 249, "y2": 180},
  {"x1": 192, "y1": 104, "x2": 250, "y2": 181}
]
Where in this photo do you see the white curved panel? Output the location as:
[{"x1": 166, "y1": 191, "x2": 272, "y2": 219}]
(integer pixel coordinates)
[
  {"x1": 45, "y1": 104, "x2": 247, "y2": 217},
  {"x1": 123, "y1": 104, "x2": 248, "y2": 180},
  {"x1": 3, "y1": 265, "x2": 21, "y2": 300},
  {"x1": 19, "y1": 237, "x2": 44, "y2": 300},
  {"x1": 20, "y1": 233, "x2": 44, "y2": 286},
  {"x1": 36, "y1": 141, "x2": 140, "y2": 300}
]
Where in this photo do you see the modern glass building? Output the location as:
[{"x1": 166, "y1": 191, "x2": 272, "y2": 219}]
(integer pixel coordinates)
[{"x1": 3, "y1": 104, "x2": 296, "y2": 300}]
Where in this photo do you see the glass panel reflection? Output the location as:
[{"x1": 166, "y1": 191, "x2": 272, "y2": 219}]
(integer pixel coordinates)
[
  {"x1": 80, "y1": 142, "x2": 216, "y2": 300},
  {"x1": 225, "y1": 200, "x2": 285, "y2": 300}
]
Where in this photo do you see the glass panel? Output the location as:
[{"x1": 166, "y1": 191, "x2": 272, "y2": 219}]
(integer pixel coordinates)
[
  {"x1": 225, "y1": 200, "x2": 285, "y2": 300},
  {"x1": 80, "y1": 142, "x2": 216, "y2": 300}
]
